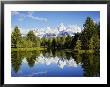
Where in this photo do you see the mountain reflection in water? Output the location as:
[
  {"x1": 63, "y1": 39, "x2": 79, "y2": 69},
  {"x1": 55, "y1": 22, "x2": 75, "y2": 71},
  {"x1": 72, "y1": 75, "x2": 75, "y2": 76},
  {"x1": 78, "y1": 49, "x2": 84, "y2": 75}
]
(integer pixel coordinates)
[
  {"x1": 11, "y1": 50, "x2": 100, "y2": 77},
  {"x1": 35, "y1": 54, "x2": 80, "y2": 69}
]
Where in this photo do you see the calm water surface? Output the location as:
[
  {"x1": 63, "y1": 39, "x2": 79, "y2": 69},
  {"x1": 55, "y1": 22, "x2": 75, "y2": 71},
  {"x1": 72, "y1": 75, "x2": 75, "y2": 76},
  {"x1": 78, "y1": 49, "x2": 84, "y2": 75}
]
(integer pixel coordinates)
[{"x1": 11, "y1": 50, "x2": 100, "y2": 77}]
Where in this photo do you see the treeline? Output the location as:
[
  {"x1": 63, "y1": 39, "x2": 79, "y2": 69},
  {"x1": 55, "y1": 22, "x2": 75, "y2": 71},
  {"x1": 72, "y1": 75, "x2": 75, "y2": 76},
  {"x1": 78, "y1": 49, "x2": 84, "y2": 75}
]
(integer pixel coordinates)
[
  {"x1": 11, "y1": 17, "x2": 100, "y2": 53},
  {"x1": 11, "y1": 29, "x2": 40, "y2": 48}
]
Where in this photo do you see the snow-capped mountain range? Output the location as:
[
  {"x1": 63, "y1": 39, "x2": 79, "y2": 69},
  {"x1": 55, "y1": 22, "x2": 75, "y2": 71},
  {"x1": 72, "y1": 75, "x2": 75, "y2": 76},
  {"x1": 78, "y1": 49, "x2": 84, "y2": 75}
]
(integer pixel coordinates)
[{"x1": 22, "y1": 23, "x2": 82, "y2": 38}]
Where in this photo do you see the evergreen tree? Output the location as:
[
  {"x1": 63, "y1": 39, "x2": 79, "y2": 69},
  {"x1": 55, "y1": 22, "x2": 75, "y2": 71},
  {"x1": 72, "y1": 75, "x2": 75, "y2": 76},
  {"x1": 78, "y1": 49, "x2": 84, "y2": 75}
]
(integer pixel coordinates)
[
  {"x1": 74, "y1": 38, "x2": 81, "y2": 51},
  {"x1": 26, "y1": 31, "x2": 38, "y2": 47},
  {"x1": 11, "y1": 26, "x2": 21, "y2": 48},
  {"x1": 35, "y1": 37, "x2": 41, "y2": 47},
  {"x1": 64, "y1": 35, "x2": 72, "y2": 48},
  {"x1": 17, "y1": 38, "x2": 33, "y2": 48},
  {"x1": 27, "y1": 31, "x2": 36, "y2": 41},
  {"x1": 70, "y1": 33, "x2": 80, "y2": 49},
  {"x1": 89, "y1": 36, "x2": 94, "y2": 50},
  {"x1": 81, "y1": 17, "x2": 96, "y2": 50},
  {"x1": 89, "y1": 34, "x2": 100, "y2": 52}
]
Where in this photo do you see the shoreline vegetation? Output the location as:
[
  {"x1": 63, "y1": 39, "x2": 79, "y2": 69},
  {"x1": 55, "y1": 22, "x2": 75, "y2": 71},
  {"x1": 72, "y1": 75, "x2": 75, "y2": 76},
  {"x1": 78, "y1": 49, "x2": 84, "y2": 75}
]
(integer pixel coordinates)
[
  {"x1": 11, "y1": 47, "x2": 95, "y2": 54},
  {"x1": 11, "y1": 47, "x2": 46, "y2": 51},
  {"x1": 11, "y1": 17, "x2": 100, "y2": 55}
]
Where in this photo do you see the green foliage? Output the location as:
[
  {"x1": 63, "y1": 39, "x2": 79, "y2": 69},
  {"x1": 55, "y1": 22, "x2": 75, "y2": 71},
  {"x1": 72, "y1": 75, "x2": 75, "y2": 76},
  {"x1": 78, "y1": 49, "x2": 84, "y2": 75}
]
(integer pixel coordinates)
[
  {"x1": 89, "y1": 34, "x2": 100, "y2": 51},
  {"x1": 27, "y1": 31, "x2": 36, "y2": 42},
  {"x1": 11, "y1": 27, "x2": 41, "y2": 48},
  {"x1": 11, "y1": 47, "x2": 45, "y2": 51},
  {"x1": 26, "y1": 52, "x2": 37, "y2": 67},
  {"x1": 26, "y1": 31, "x2": 40, "y2": 47},
  {"x1": 17, "y1": 39, "x2": 33, "y2": 48},
  {"x1": 56, "y1": 37, "x2": 62, "y2": 48},
  {"x1": 81, "y1": 53, "x2": 100, "y2": 76},
  {"x1": 64, "y1": 35, "x2": 72, "y2": 48},
  {"x1": 89, "y1": 36, "x2": 94, "y2": 50},
  {"x1": 80, "y1": 17, "x2": 96, "y2": 50},
  {"x1": 11, "y1": 26, "x2": 21, "y2": 48},
  {"x1": 35, "y1": 37, "x2": 41, "y2": 47},
  {"x1": 74, "y1": 38, "x2": 81, "y2": 51},
  {"x1": 11, "y1": 51, "x2": 23, "y2": 73},
  {"x1": 70, "y1": 33, "x2": 80, "y2": 50},
  {"x1": 83, "y1": 17, "x2": 95, "y2": 30},
  {"x1": 11, "y1": 51, "x2": 41, "y2": 72}
]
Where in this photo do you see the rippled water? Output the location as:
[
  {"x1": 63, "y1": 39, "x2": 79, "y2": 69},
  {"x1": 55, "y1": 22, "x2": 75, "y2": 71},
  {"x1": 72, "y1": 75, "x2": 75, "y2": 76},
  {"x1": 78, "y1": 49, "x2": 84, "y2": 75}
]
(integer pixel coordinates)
[{"x1": 11, "y1": 50, "x2": 100, "y2": 77}]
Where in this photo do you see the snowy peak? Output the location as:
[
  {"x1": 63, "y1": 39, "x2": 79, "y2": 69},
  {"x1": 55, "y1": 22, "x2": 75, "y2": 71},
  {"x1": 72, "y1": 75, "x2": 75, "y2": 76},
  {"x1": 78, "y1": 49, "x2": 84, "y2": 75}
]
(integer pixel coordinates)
[
  {"x1": 57, "y1": 23, "x2": 66, "y2": 32},
  {"x1": 33, "y1": 23, "x2": 81, "y2": 38}
]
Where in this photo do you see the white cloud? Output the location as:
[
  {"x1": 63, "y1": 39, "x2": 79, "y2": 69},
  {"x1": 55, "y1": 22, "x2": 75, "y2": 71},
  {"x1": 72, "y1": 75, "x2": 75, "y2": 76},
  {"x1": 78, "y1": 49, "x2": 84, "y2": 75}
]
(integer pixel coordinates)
[
  {"x1": 11, "y1": 11, "x2": 20, "y2": 15},
  {"x1": 26, "y1": 11, "x2": 47, "y2": 22},
  {"x1": 12, "y1": 11, "x2": 47, "y2": 22},
  {"x1": 18, "y1": 18, "x2": 23, "y2": 21}
]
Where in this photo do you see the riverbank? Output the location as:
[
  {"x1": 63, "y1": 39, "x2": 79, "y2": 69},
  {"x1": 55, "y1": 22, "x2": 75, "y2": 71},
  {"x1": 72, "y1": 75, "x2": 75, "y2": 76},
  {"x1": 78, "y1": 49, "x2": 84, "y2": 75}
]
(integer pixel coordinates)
[
  {"x1": 11, "y1": 47, "x2": 47, "y2": 51},
  {"x1": 11, "y1": 47, "x2": 97, "y2": 54}
]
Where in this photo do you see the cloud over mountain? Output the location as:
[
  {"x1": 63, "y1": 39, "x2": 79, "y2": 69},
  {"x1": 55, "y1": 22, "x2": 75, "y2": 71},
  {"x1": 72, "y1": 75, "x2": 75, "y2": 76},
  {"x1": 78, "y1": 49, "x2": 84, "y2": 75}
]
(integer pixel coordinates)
[
  {"x1": 33, "y1": 23, "x2": 82, "y2": 38},
  {"x1": 18, "y1": 23, "x2": 82, "y2": 38}
]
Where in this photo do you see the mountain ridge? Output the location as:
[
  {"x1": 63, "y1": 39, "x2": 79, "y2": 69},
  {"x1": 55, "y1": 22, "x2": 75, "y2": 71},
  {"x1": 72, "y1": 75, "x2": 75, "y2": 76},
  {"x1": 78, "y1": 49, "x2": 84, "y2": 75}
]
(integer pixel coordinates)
[{"x1": 22, "y1": 23, "x2": 82, "y2": 38}]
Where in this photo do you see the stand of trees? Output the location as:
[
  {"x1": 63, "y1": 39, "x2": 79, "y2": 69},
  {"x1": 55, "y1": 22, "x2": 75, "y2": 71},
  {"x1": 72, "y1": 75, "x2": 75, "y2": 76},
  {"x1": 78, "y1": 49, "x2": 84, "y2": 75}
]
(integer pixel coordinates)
[
  {"x1": 11, "y1": 27, "x2": 41, "y2": 48},
  {"x1": 11, "y1": 17, "x2": 100, "y2": 53}
]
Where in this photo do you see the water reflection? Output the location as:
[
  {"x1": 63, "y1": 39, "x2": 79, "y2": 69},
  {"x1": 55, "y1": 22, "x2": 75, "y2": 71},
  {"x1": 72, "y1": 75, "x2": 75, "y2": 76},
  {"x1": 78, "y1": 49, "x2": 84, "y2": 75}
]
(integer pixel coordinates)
[
  {"x1": 81, "y1": 53, "x2": 100, "y2": 77},
  {"x1": 34, "y1": 54, "x2": 79, "y2": 69},
  {"x1": 11, "y1": 50, "x2": 100, "y2": 77}
]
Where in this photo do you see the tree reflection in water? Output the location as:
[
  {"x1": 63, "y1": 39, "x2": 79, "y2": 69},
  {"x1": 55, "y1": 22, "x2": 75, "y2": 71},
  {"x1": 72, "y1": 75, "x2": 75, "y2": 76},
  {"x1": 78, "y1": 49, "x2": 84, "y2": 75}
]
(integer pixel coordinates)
[
  {"x1": 11, "y1": 50, "x2": 100, "y2": 77},
  {"x1": 81, "y1": 53, "x2": 100, "y2": 77}
]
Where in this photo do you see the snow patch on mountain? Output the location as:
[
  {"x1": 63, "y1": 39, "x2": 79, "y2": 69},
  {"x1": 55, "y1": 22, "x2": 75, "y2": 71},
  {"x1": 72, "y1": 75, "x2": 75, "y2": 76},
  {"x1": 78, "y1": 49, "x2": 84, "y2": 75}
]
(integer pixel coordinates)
[{"x1": 21, "y1": 23, "x2": 82, "y2": 38}]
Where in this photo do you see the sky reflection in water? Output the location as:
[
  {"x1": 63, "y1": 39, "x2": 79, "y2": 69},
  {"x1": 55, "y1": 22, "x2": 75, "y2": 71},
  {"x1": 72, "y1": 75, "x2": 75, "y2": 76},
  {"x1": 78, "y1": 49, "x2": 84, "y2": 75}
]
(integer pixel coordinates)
[{"x1": 11, "y1": 53, "x2": 83, "y2": 77}]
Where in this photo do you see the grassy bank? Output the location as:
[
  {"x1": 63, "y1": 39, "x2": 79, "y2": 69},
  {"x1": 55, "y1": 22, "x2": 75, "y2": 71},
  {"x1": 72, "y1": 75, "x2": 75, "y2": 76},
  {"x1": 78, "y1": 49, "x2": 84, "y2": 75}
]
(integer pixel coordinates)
[
  {"x1": 12, "y1": 47, "x2": 95, "y2": 54},
  {"x1": 11, "y1": 47, "x2": 47, "y2": 51},
  {"x1": 73, "y1": 50, "x2": 94, "y2": 54}
]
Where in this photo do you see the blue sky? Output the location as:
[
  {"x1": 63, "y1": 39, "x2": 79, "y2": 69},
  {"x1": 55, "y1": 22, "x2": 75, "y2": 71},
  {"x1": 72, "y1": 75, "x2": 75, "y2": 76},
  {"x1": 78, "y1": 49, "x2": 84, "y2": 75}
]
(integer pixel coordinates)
[{"x1": 11, "y1": 11, "x2": 100, "y2": 30}]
